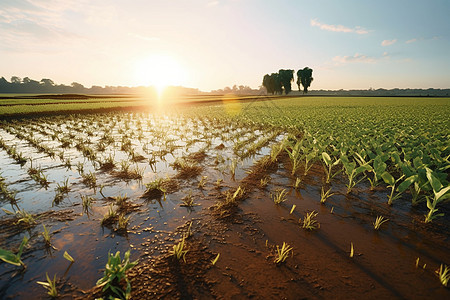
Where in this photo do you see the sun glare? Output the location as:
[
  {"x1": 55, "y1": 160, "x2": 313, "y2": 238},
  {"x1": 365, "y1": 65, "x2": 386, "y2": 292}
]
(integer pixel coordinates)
[{"x1": 134, "y1": 54, "x2": 187, "y2": 97}]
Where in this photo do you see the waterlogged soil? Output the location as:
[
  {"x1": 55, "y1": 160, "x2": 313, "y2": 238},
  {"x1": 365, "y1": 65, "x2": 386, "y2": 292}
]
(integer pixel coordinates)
[{"x1": 0, "y1": 112, "x2": 449, "y2": 299}]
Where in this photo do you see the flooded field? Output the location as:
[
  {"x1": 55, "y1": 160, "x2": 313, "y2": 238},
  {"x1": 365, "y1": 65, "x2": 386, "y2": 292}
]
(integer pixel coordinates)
[{"x1": 0, "y1": 106, "x2": 449, "y2": 299}]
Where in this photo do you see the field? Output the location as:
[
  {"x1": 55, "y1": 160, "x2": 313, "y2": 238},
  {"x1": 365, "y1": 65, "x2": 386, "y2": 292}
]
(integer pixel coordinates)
[{"x1": 0, "y1": 96, "x2": 449, "y2": 299}]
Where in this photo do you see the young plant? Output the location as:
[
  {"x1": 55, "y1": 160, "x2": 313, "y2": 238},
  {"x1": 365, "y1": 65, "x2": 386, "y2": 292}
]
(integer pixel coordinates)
[
  {"x1": 274, "y1": 242, "x2": 293, "y2": 264},
  {"x1": 300, "y1": 211, "x2": 319, "y2": 230},
  {"x1": 260, "y1": 176, "x2": 270, "y2": 188},
  {"x1": 101, "y1": 204, "x2": 117, "y2": 225},
  {"x1": 437, "y1": 264, "x2": 450, "y2": 287},
  {"x1": 350, "y1": 242, "x2": 354, "y2": 258},
  {"x1": 63, "y1": 251, "x2": 75, "y2": 263},
  {"x1": 0, "y1": 235, "x2": 29, "y2": 268},
  {"x1": 341, "y1": 155, "x2": 371, "y2": 194},
  {"x1": 117, "y1": 214, "x2": 130, "y2": 232},
  {"x1": 271, "y1": 189, "x2": 288, "y2": 205},
  {"x1": 81, "y1": 171, "x2": 97, "y2": 189},
  {"x1": 96, "y1": 250, "x2": 138, "y2": 300},
  {"x1": 41, "y1": 224, "x2": 52, "y2": 247},
  {"x1": 293, "y1": 177, "x2": 302, "y2": 190},
  {"x1": 321, "y1": 152, "x2": 341, "y2": 183},
  {"x1": 198, "y1": 176, "x2": 208, "y2": 189},
  {"x1": 290, "y1": 204, "x2": 296, "y2": 214},
  {"x1": 423, "y1": 167, "x2": 450, "y2": 223},
  {"x1": 320, "y1": 186, "x2": 335, "y2": 204},
  {"x1": 381, "y1": 172, "x2": 405, "y2": 205},
  {"x1": 170, "y1": 237, "x2": 188, "y2": 262},
  {"x1": 81, "y1": 195, "x2": 94, "y2": 214},
  {"x1": 181, "y1": 190, "x2": 196, "y2": 207},
  {"x1": 373, "y1": 216, "x2": 389, "y2": 230},
  {"x1": 36, "y1": 273, "x2": 58, "y2": 298},
  {"x1": 3, "y1": 208, "x2": 37, "y2": 228}
]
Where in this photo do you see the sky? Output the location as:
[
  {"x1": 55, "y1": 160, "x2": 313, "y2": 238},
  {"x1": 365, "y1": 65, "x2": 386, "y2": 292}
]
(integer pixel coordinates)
[{"x1": 1, "y1": 0, "x2": 449, "y2": 91}]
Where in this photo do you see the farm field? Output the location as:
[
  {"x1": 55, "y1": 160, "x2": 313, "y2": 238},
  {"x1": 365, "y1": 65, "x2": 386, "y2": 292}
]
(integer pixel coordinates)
[{"x1": 0, "y1": 96, "x2": 449, "y2": 299}]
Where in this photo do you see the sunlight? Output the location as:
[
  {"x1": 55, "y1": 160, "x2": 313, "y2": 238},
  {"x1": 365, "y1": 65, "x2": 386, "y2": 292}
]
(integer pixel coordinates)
[{"x1": 134, "y1": 55, "x2": 187, "y2": 100}]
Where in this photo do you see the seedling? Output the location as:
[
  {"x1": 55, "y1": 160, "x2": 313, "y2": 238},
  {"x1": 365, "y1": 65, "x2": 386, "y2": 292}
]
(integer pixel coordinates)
[
  {"x1": 290, "y1": 204, "x2": 296, "y2": 214},
  {"x1": 373, "y1": 216, "x2": 389, "y2": 230},
  {"x1": 260, "y1": 176, "x2": 270, "y2": 188},
  {"x1": 272, "y1": 189, "x2": 288, "y2": 205},
  {"x1": 320, "y1": 186, "x2": 335, "y2": 203},
  {"x1": 0, "y1": 235, "x2": 29, "y2": 268},
  {"x1": 274, "y1": 242, "x2": 293, "y2": 264},
  {"x1": 170, "y1": 237, "x2": 188, "y2": 262},
  {"x1": 198, "y1": 176, "x2": 208, "y2": 189},
  {"x1": 37, "y1": 273, "x2": 58, "y2": 297},
  {"x1": 117, "y1": 214, "x2": 130, "y2": 232},
  {"x1": 41, "y1": 224, "x2": 52, "y2": 247},
  {"x1": 300, "y1": 211, "x2": 319, "y2": 230},
  {"x1": 96, "y1": 250, "x2": 138, "y2": 300},
  {"x1": 293, "y1": 177, "x2": 302, "y2": 190},
  {"x1": 81, "y1": 195, "x2": 94, "y2": 214},
  {"x1": 437, "y1": 264, "x2": 450, "y2": 287},
  {"x1": 101, "y1": 204, "x2": 117, "y2": 225},
  {"x1": 181, "y1": 190, "x2": 196, "y2": 207},
  {"x1": 81, "y1": 171, "x2": 97, "y2": 189}
]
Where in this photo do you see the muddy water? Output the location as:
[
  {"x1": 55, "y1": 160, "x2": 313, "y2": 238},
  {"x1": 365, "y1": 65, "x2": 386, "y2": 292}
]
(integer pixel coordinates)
[{"x1": 0, "y1": 113, "x2": 282, "y2": 298}]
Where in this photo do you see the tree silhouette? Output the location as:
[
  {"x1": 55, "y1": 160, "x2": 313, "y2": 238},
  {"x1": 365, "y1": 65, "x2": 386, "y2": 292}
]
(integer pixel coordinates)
[
  {"x1": 278, "y1": 69, "x2": 294, "y2": 94},
  {"x1": 297, "y1": 67, "x2": 313, "y2": 93}
]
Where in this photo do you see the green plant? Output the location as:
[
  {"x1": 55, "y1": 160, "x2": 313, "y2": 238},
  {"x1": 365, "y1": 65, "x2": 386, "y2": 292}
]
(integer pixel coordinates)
[
  {"x1": 101, "y1": 204, "x2": 117, "y2": 225},
  {"x1": 423, "y1": 167, "x2": 450, "y2": 223},
  {"x1": 198, "y1": 176, "x2": 208, "y2": 189},
  {"x1": 437, "y1": 264, "x2": 450, "y2": 287},
  {"x1": 37, "y1": 273, "x2": 58, "y2": 297},
  {"x1": 3, "y1": 208, "x2": 37, "y2": 228},
  {"x1": 96, "y1": 250, "x2": 138, "y2": 300},
  {"x1": 117, "y1": 214, "x2": 130, "y2": 232},
  {"x1": 81, "y1": 171, "x2": 97, "y2": 189},
  {"x1": 260, "y1": 176, "x2": 270, "y2": 188},
  {"x1": 271, "y1": 189, "x2": 288, "y2": 205},
  {"x1": 290, "y1": 204, "x2": 296, "y2": 214},
  {"x1": 274, "y1": 242, "x2": 293, "y2": 264},
  {"x1": 373, "y1": 216, "x2": 389, "y2": 230},
  {"x1": 170, "y1": 237, "x2": 188, "y2": 262},
  {"x1": 64, "y1": 251, "x2": 75, "y2": 263},
  {"x1": 300, "y1": 211, "x2": 319, "y2": 230},
  {"x1": 320, "y1": 186, "x2": 335, "y2": 204},
  {"x1": 42, "y1": 224, "x2": 52, "y2": 247},
  {"x1": 181, "y1": 190, "x2": 196, "y2": 207},
  {"x1": 321, "y1": 152, "x2": 341, "y2": 183},
  {"x1": 0, "y1": 235, "x2": 28, "y2": 268},
  {"x1": 81, "y1": 195, "x2": 94, "y2": 214},
  {"x1": 293, "y1": 177, "x2": 302, "y2": 190}
]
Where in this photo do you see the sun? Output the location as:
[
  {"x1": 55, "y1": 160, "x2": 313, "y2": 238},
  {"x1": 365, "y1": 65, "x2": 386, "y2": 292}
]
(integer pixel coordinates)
[{"x1": 134, "y1": 54, "x2": 187, "y2": 96}]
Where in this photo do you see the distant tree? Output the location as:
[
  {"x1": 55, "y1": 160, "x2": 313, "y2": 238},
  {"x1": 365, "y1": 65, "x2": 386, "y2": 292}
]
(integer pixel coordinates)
[
  {"x1": 297, "y1": 67, "x2": 313, "y2": 93},
  {"x1": 40, "y1": 78, "x2": 55, "y2": 87},
  {"x1": 278, "y1": 69, "x2": 294, "y2": 94},
  {"x1": 11, "y1": 76, "x2": 21, "y2": 84},
  {"x1": 262, "y1": 74, "x2": 273, "y2": 94}
]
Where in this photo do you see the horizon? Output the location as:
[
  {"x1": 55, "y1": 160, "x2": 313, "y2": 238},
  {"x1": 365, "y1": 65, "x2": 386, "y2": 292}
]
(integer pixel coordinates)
[{"x1": 1, "y1": 0, "x2": 449, "y2": 92}]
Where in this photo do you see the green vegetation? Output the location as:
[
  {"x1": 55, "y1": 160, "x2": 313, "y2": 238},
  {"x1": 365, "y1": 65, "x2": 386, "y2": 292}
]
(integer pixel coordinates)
[
  {"x1": 0, "y1": 235, "x2": 29, "y2": 268},
  {"x1": 274, "y1": 242, "x2": 293, "y2": 264},
  {"x1": 96, "y1": 250, "x2": 138, "y2": 300},
  {"x1": 36, "y1": 273, "x2": 58, "y2": 298},
  {"x1": 373, "y1": 216, "x2": 389, "y2": 230},
  {"x1": 170, "y1": 237, "x2": 188, "y2": 262}
]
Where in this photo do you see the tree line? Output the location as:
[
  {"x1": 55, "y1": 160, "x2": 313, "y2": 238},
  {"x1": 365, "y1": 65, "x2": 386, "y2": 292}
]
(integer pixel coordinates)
[{"x1": 262, "y1": 67, "x2": 313, "y2": 95}]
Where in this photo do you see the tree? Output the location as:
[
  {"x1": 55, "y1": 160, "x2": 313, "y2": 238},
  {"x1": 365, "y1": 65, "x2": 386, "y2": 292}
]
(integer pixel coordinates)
[
  {"x1": 297, "y1": 67, "x2": 313, "y2": 93},
  {"x1": 262, "y1": 74, "x2": 273, "y2": 94},
  {"x1": 278, "y1": 69, "x2": 294, "y2": 94}
]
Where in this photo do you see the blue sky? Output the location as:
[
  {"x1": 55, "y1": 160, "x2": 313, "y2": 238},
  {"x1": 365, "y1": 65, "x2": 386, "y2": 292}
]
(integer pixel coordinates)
[{"x1": 0, "y1": 0, "x2": 449, "y2": 91}]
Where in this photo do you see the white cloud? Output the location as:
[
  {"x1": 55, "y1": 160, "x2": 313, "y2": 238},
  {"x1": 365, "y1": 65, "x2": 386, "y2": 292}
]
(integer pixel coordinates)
[
  {"x1": 381, "y1": 39, "x2": 397, "y2": 46},
  {"x1": 333, "y1": 53, "x2": 376, "y2": 65},
  {"x1": 406, "y1": 38, "x2": 417, "y2": 44},
  {"x1": 310, "y1": 19, "x2": 369, "y2": 34}
]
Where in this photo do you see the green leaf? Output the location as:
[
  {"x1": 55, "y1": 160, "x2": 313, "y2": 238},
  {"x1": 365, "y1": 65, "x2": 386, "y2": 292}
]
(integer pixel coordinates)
[
  {"x1": 435, "y1": 186, "x2": 450, "y2": 202},
  {"x1": 381, "y1": 172, "x2": 395, "y2": 186},
  {"x1": 322, "y1": 152, "x2": 331, "y2": 165},
  {"x1": 398, "y1": 175, "x2": 418, "y2": 193},
  {"x1": 0, "y1": 249, "x2": 21, "y2": 266},
  {"x1": 355, "y1": 164, "x2": 371, "y2": 175},
  {"x1": 63, "y1": 251, "x2": 74, "y2": 263},
  {"x1": 425, "y1": 167, "x2": 443, "y2": 193}
]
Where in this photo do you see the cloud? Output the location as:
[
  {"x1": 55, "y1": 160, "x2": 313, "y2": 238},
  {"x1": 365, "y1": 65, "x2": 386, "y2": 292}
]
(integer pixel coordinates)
[
  {"x1": 310, "y1": 19, "x2": 369, "y2": 34},
  {"x1": 381, "y1": 39, "x2": 397, "y2": 46},
  {"x1": 333, "y1": 53, "x2": 376, "y2": 65},
  {"x1": 406, "y1": 38, "x2": 417, "y2": 44}
]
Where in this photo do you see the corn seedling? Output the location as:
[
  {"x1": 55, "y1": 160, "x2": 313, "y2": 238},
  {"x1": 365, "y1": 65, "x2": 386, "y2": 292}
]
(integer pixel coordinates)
[
  {"x1": 41, "y1": 224, "x2": 52, "y2": 247},
  {"x1": 36, "y1": 273, "x2": 58, "y2": 297},
  {"x1": 81, "y1": 195, "x2": 94, "y2": 214},
  {"x1": 117, "y1": 214, "x2": 130, "y2": 232},
  {"x1": 181, "y1": 190, "x2": 196, "y2": 207},
  {"x1": 436, "y1": 264, "x2": 450, "y2": 287},
  {"x1": 198, "y1": 176, "x2": 208, "y2": 189},
  {"x1": 423, "y1": 168, "x2": 450, "y2": 223},
  {"x1": 300, "y1": 211, "x2": 319, "y2": 230},
  {"x1": 229, "y1": 158, "x2": 238, "y2": 178},
  {"x1": 0, "y1": 235, "x2": 29, "y2": 268},
  {"x1": 101, "y1": 204, "x2": 117, "y2": 225},
  {"x1": 341, "y1": 155, "x2": 371, "y2": 194},
  {"x1": 170, "y1": 237, "x2": 188, "y2": 262},
  {"x1": 320, "y1": 186, "x2": 335, "y2": 204},
  {"x1": 96, "y1": 250, "x2": 138, "y2": 300},
  {"x1": 215, "y1": 178, "x2": 223, "y2": 189},
  {"x1": 321, "y1": 152, "x2": 341, "y2": 183},
  {"x1": 381, "y1": 172, "x2": 405, "y2": 205},
  {"x1": 373, "y1": 216, "x2": 389, "y2": 230},
  {"x1": 260, "y1": 176, "x2": 270, "y2": 188},
  {"x1": 81, "y1": 171, "x2": 97, "y2": 189},
  {"x1": 272, "y1": 189, "x2": 288, "y2": 205},
  {"x1": 274, "y1": 242, "x2": 293, "y2": 264},
  {"x1": 211, "y1": 253, "x2": 220, "y2": 265}
]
